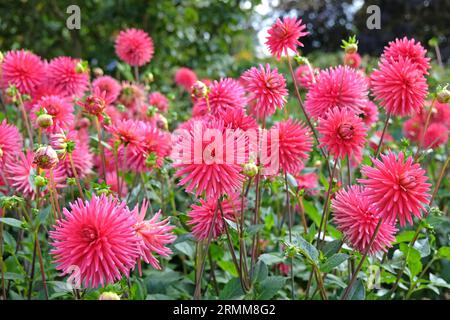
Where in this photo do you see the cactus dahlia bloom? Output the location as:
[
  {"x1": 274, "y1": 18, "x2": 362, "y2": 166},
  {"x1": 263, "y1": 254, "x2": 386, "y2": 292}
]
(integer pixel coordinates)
[
  {"x1": 148, "y1": 91, "x2": 169, "y2": 113},
  {"x1": 0, "y1": 50, "x2": 45, "y2": 95},
  {"x1": 265, "y1": 17, "x2": 308, "y2": 60},
  {"x1": 305, "y1": 66, "x2": 369, "y2": 119},
  {"x1": 47, "y1": 56, "x2": 89, "y2": 98},
  {"x1": 358, "y1": 151, "x2": 431, "y2": 226},
  {"x1": 241, "y1": 64, "x2": 288, "y2": 119},
  {"x1": 174, "y1": 67, "x2": 197, "y2": 91},
  {"x1": 294, "y1": 64, "x2": 316, "y2": 89},
  {"x1": 30, "y1": 95, "x2": 74, "y2": 133},
  {"x1": 382, "y1": 37, "x2": 430, "y2": 75},
  {"x1": 359, "y1": 100, "x2": 379, "y2": 127},
  {"x1": 92, "y1": 76, "x2": 121, "y2": 105},
  {"x1": 370, "y1": 57, "x2": 428, "y2": 116},
  {"x1": 187, "y1": 194, "x2": 241, "y2": 240},
  {"x1": 131, "y1": 201, "x2": 176, "y2": 270},
  {"x1": 50, "y1": 195, "x2": 140, "y2": 288},
  {"x1": 318, "y1": 107, "x2": 368, "y2": 160},
  {"x1": 0, "y1": 120, "x2": 23, "y2": 166},
  {"x1": 332, "y1": 185, "x2": 397, "y2": 255},
  {"x1": 115, "y1": 28, "x2": 154, "y2": 67}
]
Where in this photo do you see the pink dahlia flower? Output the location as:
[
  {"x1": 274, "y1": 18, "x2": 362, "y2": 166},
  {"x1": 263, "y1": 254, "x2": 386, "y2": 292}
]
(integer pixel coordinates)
[
  {"x1": 0, "y1": 50, "x2": 45, "y2": 95},
  {"x1": 294, "y1": 64, "x2": 316, "y2": 89},
  {"x1": 318, "y1": 107, "x2": 368, "y2": 160},
  {"x1": 47, "y1": 57, "x2": 89, "y2": 97},
  {"x1": 174, "y1": 67, "x2": 197, "y2": 91},
  {"x1": 187, "y1": 194, "x2": 240, "y2": 240},
  {"x1": 305, "y1": 66, "x2": 369, "y2": 119},
  {"x1": 195, "y1": 78, "x2": 246, "y2": 117},
  {"x1": 358, "y1": 151, "x2": 431, "y2": 226},
  {"x1": 118, "y1": 82, "x2": 145, "y2": 111},
  {"x1": 265, "y1": 17, "x2": 308, "y2": 60},
  {"x1": 370, "y1": 57, "x2": 428, "y2": 116},
  {"x1": 241, "y1": 64, "x2": 288, "y2": 119},
  {"x1": 148, "y1": 91, "x2": 169, "y2": 113},
  {"x1": 223, "y1": 108, "x2": 258, "y2": 131},
  {"x1": 271, "y1": 119, "x2": 313, "y2": 174},
  {"x1": 30, "y1": 95, "x2": 74, "y2": 133},
  {"x1": 92, "y1": 76, "x2": 121, "y2": 105},
  {"x1": 131, "y1": 201, "x2": 176, "y2": 269},
  {"x1": 115, "y1": 28, "x2": 154, "y2": 67},
  {"x1": 382, "y1": 37, "x2": 430, "y2": 75},
  {"x1": 104, "y1": 170, "x2": 128, "y2": 198},
  {"x1": 422, "y1": 123, "x2": 448, "y2": 149},
  {"x1": 59, "y1": 131, "x2": 93, "y2": 179},
  {"x1": 332, "y1": 185, "x2": 397, "y2": 254},
  {"x1": 50, "y1": 195, "x2": 140, "y2": 288},
  {"x1": 343, "y1": 52, "x2": 362, "y2": 69},
  {"x1": 359, "y1": 100, "x2": 379, "y2": 127},
  {"x1": 0, "y1": 120, "x2": 23, "y2": 166}
]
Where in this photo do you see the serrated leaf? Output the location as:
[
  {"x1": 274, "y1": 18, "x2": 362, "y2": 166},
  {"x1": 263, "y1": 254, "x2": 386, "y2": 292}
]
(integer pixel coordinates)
[{"x1": 320, "y1": 253, "x2": 349, "y2": 273}]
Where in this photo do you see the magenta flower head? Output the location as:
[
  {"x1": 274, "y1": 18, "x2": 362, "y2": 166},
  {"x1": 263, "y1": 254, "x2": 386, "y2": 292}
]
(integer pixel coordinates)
[
  {"x1": 265, "y1": 17, "x2": 308, "y2": 60},
  {"x1": 358, "y1": 151, "x2": 432, "y2": 226},
  {"x1": 174, "y1": 67, "x2": 197, "y2": 91},
  {"x1": 92, "y1": 76, "x2": 121, "y2": 105},
  {"x1": 317, "y1": 107, "x2": 368, "y2": 160},
  {"x1": 0, "y1": 120, "x2": 23, "y2": 166},
  {"x1": 382, "y1": 37, "x2": 430, "y2": 75},
  {"x1": 332, "y1": 185, "x2": 397, "y2": 255},
  {"x1": 50, "y1": 195, "x2": 140, "y2": 288},
  {"x1": 47, "y1": 56, "x2": 90, "y2": 98},
  {"x1": 115, "y1": 28, "x2": 154, "y2": 67},
  {"x1": 80, "y1": 93, "x2": 107, "y2": 117},
  {"x1": 30, "y1": 95, "x2": 74, "y2": 134}
]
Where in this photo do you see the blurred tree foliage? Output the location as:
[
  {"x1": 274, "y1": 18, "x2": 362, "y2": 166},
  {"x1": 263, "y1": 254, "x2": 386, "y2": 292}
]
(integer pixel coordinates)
[{"x1": 0, "y1": 0, "x2": 261, "y2": 80}]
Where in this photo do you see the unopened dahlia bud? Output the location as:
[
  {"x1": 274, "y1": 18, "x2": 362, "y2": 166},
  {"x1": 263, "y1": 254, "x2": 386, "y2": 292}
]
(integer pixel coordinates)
[
  {"x1": 436, "y1": 84, "x2": 450, "y2": 103},
  {"x1": 36, "y1": 113, "x2": 53, "y2": 129},
  {"x1": 75, "y1": 60, "x2": 89, "y2": 74},
  {"x1": 242, "y1": 162, "x2": 258, "y2": 177},
  {"x1": 191, "y1": 81, "x2": 208, "y2": 100},
  {"x1": 99, "y1": 292, "x2": 120, "y2": 300},
  {"x1": 5, "y1": 84, "x2": 18, "y2": 99},
  {"x1": 82, "y1": 95, "x2": 106, "y2": 116},
  {"x1": 102, "y1": 114, "x2": 112, "y2": 125},
  {"x1": 294, "y1": 55, "x2": 309, "y2": 66},
  {"x1": 0, "y1": 148, "x2": 3, "y2": 158},
  {"x1": 34, "y1": 175, "x2": 48, "y2": 188},
  {"x1": 144, "y1": 72, "x2": 154, "y2": 83},
  {"x1": 33, "y1": 146, "x2": 59, "y2": 169},
  {"x1": 156, "y1": 114, "x2": 168, "y2": 130},
  {"x1": 146, "y1": 105, "x2": 158, "y2": 118},
  {"x1": 50, "y1": 131, "x2": 72, "y2": 159},
  {"x1": 93, "y1": 67, "x2": 104, "y2": 77},
  {"x1": 341, "y1": 35, "x2": 358, "y2": 54},
  {"x1": 0, "y1": 51, "x2": 3, "y2": 63},
  {"x1": 145, "y1": 152, "x2": 158, "y2": 168}
]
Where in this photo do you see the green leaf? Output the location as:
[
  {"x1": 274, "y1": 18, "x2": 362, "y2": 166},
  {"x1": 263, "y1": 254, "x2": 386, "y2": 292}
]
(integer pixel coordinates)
[
  {"x1": 174, "y1": 241, "x2": 195, "y2": 258},
  {"x1": 320, "y1": 253, "x2": 349, "y2": 273},
  {"x1": 437, "y1": 247, "x2": 450, "y2": 260},
  {"x1": 252, "y1": 260, "x2": 268, "y2": 284},
  {"x1": 0, "y1": 217, "x2": 26, "y2": 229},
  {"x1": 256, "y1": 276, "x2": 286, "y2": 300},
  {"x1": 295, "y1": 235, "x2": 319, "y2": 265},
  {"x1": 322, "y1": 240, "x2": 342, "y2": 258},
  {"x1": 429, "y1": 273, "x2": 450, "y2": 289},
  {"x1": 217, "y1": 260, "x2": 238, "y2": 277},
  {"x1": 258, "y1": 253, "x2": 284, "y2": 266},
  {"x1": 414, "y1": 238, "x2": 431, "y2": 258},
  {"x1": 219, "y1": 278, "x2": 244, "y2": 300},
  {"x1": 400, "y1": 243, "x2": 422, "y2": 278},
  {"x1": 3, "y1": 272, "x2": 25, "y2": 281},
  {"x1": 395, "y1": 230, "x2": 420, "y2": 244},
  {"x1": 344, "y1": 279, "x2": 365, "y2": 300}
]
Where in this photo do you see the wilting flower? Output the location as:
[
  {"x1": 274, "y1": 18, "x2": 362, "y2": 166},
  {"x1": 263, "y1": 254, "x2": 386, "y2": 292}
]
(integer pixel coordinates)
[
  {"x1": 187, "y1": 194, "x2": 240, "y2": 240},
  {"x1": 50, "y1": 195, "x2": 140, "y2": 288},
  {"x1": 343, "y1": 52, "x2": 361, "y2": 68},
  {"x1": 358, "y1": 151, "x2": 431, "y2": 226},
  {"x1": 265, "y1": 17, "x2": 308, "y2": 60},
  {"x1": 294, "y1": 64, "x2": 316, "y2": 89},
  {"x1": 30, "y1": 95, "x2": 74, "y2": 133},
  {"x1": 0, "y1": 120, "x2": 23, "y2": 165},
  {"x1": 370, "y1": 57, "x2": 428, "y2": 116},
  {"x1": 271, "y1": 119, "x2": 313, "y2": 174},
  {"x1": 241, "y1": 64, "x2": 288, "y2": 119},
  {"x1": 115, "y1": 28, "x2": 154, "y2": 66},
  {"x1": 131, "y1": 201, "x2": 176, "y2": 269},
  {"x1": 332, "y1": 185, "x2": 397, "y2": 254},
  {"x1": 92, "y1": 76, "x2": 121, "y2": 105},
  {"x1": 0, "y1": 50, "x2": 45, "y2": 95},
  {"x1": 305, "y1": 66, "x2": 369, "y2": 119},
  {"x1": 318, "y1": 107, "x2": 368, "y2": 160},
  {"x1": 382, "y1": 37, "x2": 430, "y2": 75},
  {"x1": 148, "y1": 91, "x2": 169, "y2": 113},
  {"x1": 33, "y1": 146, "x2": 59, "y2": 170},
  {"x1": 194, "y1": 78, "x2": 246, "y2": 117},
  {"x1": 174, "y1": 67, "x2": 197, "y2": 91},
  {"x1": 47, "y1": 56, "x2": 90, "y2": 97}
]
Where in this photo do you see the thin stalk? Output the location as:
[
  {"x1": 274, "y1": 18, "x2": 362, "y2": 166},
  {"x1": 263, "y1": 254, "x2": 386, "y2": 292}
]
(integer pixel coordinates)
[
  {"x1": 406, "y1": 257, "x2": 437, "y2": 299},
  {"x1": 34, "y1": 231, "x2": 49, "y2": 300},
  {"x1": 0, "y1": 217, "x2": 5, "y2": 299},
  {"x1": 134, "y1": 66, "x2": 139, "y2": 83},
  {"x1": 341, "y1": 218, "x2": 383, "y2": 300},
  {"x1": 375, "y1": 112, "x2": 391, "y2": 158},
  {"x1": 68, "y1": 153, "x2": 85, "y2": 201},
  {"x1": 49, "y1": 168, "x2": 62, "y2": 219},
  {"x1": 415, "y1": 98, "x2": 436, "y2": 160},
  {"x1": 113, "y1": 146, "x2": 122, "y2": 200},
  {"x1": 346, "y1": 155, "x2": 352, "y2": 186},
  {"x1": 94, "y1": 117, "x2": 107, "y2": 181},
  {"x1": 17, "y1": 94, "x2": 33, "y2": 148},
  {"x1": 284, "y1": 172, "x2": 295, "y2": 299},
  {"x1": 27, "y1": 239, "x2": 37, "y2": 300},
  {"x1": 295, "y1": 192, "x2": 308, "y2": 234},
  {"x1": 208, "y1": 251, "x2": 220, "y2": 296}
]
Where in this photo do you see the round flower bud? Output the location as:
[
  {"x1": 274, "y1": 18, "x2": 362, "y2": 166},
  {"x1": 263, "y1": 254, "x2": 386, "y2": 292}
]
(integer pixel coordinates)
[
  {"x1": 34, "y1": 175, "x2": 48, "y2": 188},
  {"x1": 191, "y1": 81, "x2": 208, "y2": 100},
  {"x1": 436, "y1": 87, "x2": 450, "y2": 104},
  {"x1": 156, "y1": 114, "x2": 168, "y2": 130},
  {"x1": 144, "y1": 72, "x2": 154, "y2": 83},
  {"x1": 0, "y1": 51, "x2": 4, "y2": 63},
  {"x1": 145, "y1": 152, "x2": 158, "y2": 168},
  {"x1": 36, "y1": 113, "x2": 54, "y2": 129},
  {"x1": 75, "y1": 60, "x2": 89, "y2": 74},
  {"x1": 33, "y1": 146, "x2": 59, "y2": 169},
  {"x1": 93, "y1": 67, "x2": 104, "y2": 77},
  {"x1": 99, "y1": 292, "x2": 120, "y2": 300},
  {"x1": 82, "y1": 95, "x2": 106, "y2": 116},
  {"x1": 344, "y1": 43, "x2": 358, "y2": 54},
  {"x1": 242, "y1": 162, "x2": 258, "y2": 177}
]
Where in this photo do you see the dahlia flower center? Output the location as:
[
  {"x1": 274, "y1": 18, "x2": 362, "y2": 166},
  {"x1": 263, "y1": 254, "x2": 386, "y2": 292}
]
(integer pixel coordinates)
[
  {"x1": 338, "y1": 123, "x2": 355, "y2": 140},
  {"x1": 81, "y1": 226, "x2": 99, "y2": 242},
  {"x1": 399, "y1": 174, "x2": 417, "y2": 189}
]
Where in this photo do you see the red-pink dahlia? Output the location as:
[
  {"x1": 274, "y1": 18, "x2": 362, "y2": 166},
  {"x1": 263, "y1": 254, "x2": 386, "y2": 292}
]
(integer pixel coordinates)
[
  {"x1": 115, "y1": 28, "x2": 154, "y2": 67},
  {"x1": 382, "y1": 37, "x2": 430, "y2": 75},
  {"x1": 148, "y1": 91, "x2": 169, "y2": 113},
  {"x1": 0, "y1": 120, "x2": 23, "y2": 166},
  {"x1": 92, "y1": 76, "x2": 121, "y2": 105},
  {"x1": 223, "y1": 108, "x2": 258, "y2": 131},
  {"x1": 294, "y1": 64, "x2": 316, "y2": 89},
  {"x1": 370, "y1": 57, "x2": 428, "y2": 116},
  {"x1": 30, "y1": 95, "x2": 74, "y2": 133},
  {"x1": 241, "y1": 64, "x2": 288, "y2": 119},
  {"x1": 0, "y1": 50, "x2": 45, "y2": 95},
  {"x1": 318, "y1": 107, "x2": 368, "y2": 160},
  {"x1": 343, "y1": 52, "x2": 362, "y2": 69},
  {"x1": 359, "y1": 100, "x2": 379, "y2": 127},
  {"x1": 50, "y1": 195, "x2": 140, "y2": 288},
  {"x1": 332, "y1": 185, "x2": 397, "y2": 254},
  {"x1": 358, "y1": 151, "x2": 431, "y2": 226},
  {"x1": 265, "y1": 17, "x2": 308, "y2": 60},
  {"x1": 104, "y1": 170, "x2": 128, "y2": 198},
  {"x1": 271, "y1": 119, "x2": 313, "y2": 174},
  {"x1": 47, "y1": 57, "x2": 89, "y2": 97},
  {"x1": 422, "y1": 123, "x2": 448, "y2": 149},
  {"x1": 131, "y1": 201, "x2": 176, "y2": 269},
  {"x1": 187, "y1": 194, "x2": 240, "y2": 240},
  {"x1": 305, "y1": 66, "x2": 369, "y2": 119},
  {"x1": 174, "y1": 67, "x2": 197, "y2": 91}
]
